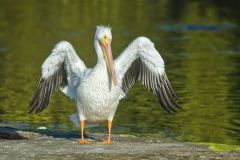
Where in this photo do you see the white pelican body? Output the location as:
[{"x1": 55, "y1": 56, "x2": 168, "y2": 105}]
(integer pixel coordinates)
[
  {"x1": 77, "y1": 61, "x2": 121, "y2": 122},
  {"x1": 29, "y1": 26, "x2": 180, "y2": 144}
]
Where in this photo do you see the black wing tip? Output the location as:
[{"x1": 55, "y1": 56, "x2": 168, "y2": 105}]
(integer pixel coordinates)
[
  {"x1": 28, "y1": 109, "x2": 33, "y2": 114},
  {"x1": 28, "y1": 97, "x2": 44, "y2": 114},
  {"x1": 28, "y1": 104, "x2": 38, "y2": 114},
  {"x1": 160, "y1": 95, "x2": 182, "y2": 113},
  {"x1": 28, "y1": 91, "x2": 49, "y2": 114},
  {"x1": 28, "y1": 108, "x2": 33, "y2": 114},
  {"x1": 165, "y1": 99, "x2": 182, "y2": 113},
  {"x1": 162, "y1": 104, "x2": 182, "y2": 114},
  {"x1": 28, "y1": 105, "x2": 45, "y2": 114},
  {"x1": 156, "y1": 83, "x2": 181, "y2": 114},
  {"x1": 27, "y1": 64, "x2": 68, "y2": 115}
]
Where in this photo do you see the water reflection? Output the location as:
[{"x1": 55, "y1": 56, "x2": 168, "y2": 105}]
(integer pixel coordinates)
[
  {"x1": 159, "y1": 24, "x2": 236, "y2": 31},
  {"x1": 0, "y1": 0, "x2": 239, "y2": 145}
]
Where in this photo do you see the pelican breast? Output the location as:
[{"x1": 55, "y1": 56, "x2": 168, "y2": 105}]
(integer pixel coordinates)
[{"x1": 76, "y1": 62, "x2": 121, "y2": 121}]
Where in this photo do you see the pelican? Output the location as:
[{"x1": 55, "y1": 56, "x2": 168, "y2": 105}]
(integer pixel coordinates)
[{"x1": 29, "y1": 26, "x2": 180, "y2": 144}]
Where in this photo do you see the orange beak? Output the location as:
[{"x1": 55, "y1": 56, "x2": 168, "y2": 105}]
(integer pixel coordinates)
[{"x1": 100, "y1": 40, "x2": 118, "y2": 86}]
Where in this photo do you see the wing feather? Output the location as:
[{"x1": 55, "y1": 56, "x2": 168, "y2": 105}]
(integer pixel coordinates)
[
  {"x1": 115, "y1": 37, "x2": 180, "y2": 113},
  {"x1": 29, "y1": 41, "x2": 86, "y2": 113}
]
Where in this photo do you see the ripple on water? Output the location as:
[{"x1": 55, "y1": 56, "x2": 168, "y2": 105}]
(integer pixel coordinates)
[
  {"x1": 159, "y1": 23, "x2": 237, "y2": 32},
  {"x1": 0, "y1": 47, "x2": 9, "y2": 53}
]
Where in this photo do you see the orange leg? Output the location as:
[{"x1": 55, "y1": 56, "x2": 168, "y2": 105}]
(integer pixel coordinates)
[
  {"x1": 79, "y1": 120, "x2": 91, "y2": 144},
  {"x1": 97, "y1": 121, "x2": 112, "y2": 144},
  {"x1": 102, "y1": 121, "x2": 112, "y2": 144},
  {"x1": 107, "y1": 121, "x2": 112, "y2": 144}
]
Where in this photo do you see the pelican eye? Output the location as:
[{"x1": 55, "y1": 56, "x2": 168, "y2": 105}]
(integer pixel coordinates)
[{"x1": 103, "y1": 35, "x2": 108, "y2": 41}]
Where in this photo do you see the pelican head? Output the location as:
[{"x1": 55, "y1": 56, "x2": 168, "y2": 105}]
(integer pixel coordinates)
[{"x1": 94, "y1": 26, "x2": 117, "y2": 86}]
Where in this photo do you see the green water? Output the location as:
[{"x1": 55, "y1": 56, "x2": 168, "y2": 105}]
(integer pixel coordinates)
[{"x1": 0, "y1": 0, "x2": 240, "y2": 145}]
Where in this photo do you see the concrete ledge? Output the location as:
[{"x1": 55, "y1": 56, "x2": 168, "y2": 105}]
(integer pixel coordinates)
[{"x1": 0, "y1": 127, "x2": 240, "y2": 160}]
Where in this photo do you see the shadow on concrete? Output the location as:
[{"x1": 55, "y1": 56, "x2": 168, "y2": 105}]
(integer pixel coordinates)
[{"x1": 0, "y1": 126, "x2": 100, "y2": 142}]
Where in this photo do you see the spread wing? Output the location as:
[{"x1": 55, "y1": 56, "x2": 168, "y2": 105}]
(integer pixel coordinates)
[
  {"x1": 114, "y1": 37, "x2": 180, "y2": 113},
  {"x1": 29, "y1": 41, "x2": 87, "y2": 113}
]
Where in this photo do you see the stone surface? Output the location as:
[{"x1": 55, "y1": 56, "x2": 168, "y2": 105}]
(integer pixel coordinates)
[{"x1": 0, "y1": 127, "x2": 240, "y2": 160}]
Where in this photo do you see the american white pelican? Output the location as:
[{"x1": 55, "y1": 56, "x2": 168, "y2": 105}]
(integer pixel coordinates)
[{"x1": 29, "y1": 26, "x2": 180, "y2": 144}]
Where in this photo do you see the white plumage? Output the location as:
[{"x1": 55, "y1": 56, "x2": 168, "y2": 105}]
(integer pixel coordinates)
[
  {"x1": 29, "y1": 26, "x2": 180, "y2": 144},
  {"x1": 115, "y1": 37, "x2": 165, "y2": 86}
]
